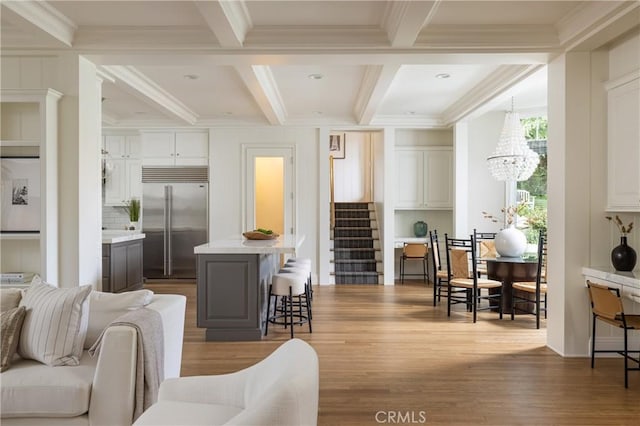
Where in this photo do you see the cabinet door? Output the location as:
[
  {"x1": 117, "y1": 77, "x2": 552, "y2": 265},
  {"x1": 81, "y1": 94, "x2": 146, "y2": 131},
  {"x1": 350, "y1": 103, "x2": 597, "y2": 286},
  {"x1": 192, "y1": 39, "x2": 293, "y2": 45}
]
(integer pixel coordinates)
[
  {"x1": 141, "y1": 132, "x2": 175, "y2": 160},
  {"x1": 125, "y1": 241, "x2": 143, "y2": 291},
  {"x1": 424, "y1": 149, "x2": 453, "y2": 209},
  {"x1": 395, "y1": 150, "x2": 423, "y2": 208},
  {"x1": 104, "y1": 135, "x2": 126, "y2": 158},
  {"x1": 175, "y1": 132, "x2": 208, "y2": 159},
  {"x1": 110, "y1": 244, "x2": 128, "y2": 293},
  {"x1": 127, "y1": 159, "x2": 142, "y2": 200},
  {"x1": 607, "y1": 79, "x2": 640, "y2": 211},
  {"x1": 126, "y1": 135, "x2": 142, "y2": 159},
  {"x1": 104, "y1": 158, "x2": 127, "y2": 206}
]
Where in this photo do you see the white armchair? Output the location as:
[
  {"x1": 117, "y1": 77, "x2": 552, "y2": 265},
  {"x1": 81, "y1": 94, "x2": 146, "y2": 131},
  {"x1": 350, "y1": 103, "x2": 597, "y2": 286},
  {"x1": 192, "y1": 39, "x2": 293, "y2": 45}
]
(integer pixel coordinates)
[{"x1": 134, "y1": 338, "x2": 319, "y2": 426}]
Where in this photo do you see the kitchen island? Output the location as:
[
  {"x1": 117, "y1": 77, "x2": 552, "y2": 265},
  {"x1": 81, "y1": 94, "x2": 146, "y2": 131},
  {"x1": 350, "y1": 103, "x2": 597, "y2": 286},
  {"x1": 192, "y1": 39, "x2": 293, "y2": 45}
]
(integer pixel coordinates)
[
  {"x1": 194, "y1": 234, "x2": 304, "y2": 341},
  {"x1": 102, "y1": 230, "x2": 145, "y2": 293}
]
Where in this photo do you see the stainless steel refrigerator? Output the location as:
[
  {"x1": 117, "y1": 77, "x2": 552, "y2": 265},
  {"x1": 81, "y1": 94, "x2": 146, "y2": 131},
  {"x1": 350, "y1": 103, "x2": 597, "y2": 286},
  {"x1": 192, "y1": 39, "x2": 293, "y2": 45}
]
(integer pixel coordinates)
[{"x1": 142, "y1": 166, "x2": 208, "y2": 280}]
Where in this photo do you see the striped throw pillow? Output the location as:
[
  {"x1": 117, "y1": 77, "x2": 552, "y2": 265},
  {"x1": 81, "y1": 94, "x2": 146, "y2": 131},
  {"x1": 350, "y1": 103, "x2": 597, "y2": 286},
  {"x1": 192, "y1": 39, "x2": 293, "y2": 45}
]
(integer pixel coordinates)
[{"x1": 18, "y1": 278, "x2": 92, "y2": 366}]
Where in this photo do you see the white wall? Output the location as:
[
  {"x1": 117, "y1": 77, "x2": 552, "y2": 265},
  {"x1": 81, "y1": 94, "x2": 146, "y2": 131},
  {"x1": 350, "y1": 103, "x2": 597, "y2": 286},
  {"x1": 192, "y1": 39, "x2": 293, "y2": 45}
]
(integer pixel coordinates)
[
  {"x1": 209, "y1": 127, "x2": 319, "y2": 279},
  {"x1": 466, "y1": 111, "x2": 507, "y2": 235},
  {"x1": 333, "y1": 132, "x2": 371, "y2": 202}
]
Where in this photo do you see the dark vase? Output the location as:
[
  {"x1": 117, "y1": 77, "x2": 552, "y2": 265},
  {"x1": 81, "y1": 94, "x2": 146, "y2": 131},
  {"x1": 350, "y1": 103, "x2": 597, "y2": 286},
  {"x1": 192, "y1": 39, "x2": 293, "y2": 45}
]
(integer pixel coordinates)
[
  {"x1": 611, "y1": 236, "x2": 637, "y2": 271},
  {"x1": 413, "y1": 221, "x2": 428, "y2": 238}
]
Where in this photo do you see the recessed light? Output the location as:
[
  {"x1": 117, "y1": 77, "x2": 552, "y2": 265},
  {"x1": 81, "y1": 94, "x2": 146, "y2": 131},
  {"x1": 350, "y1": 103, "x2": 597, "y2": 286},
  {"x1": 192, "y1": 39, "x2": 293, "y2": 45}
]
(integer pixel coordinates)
[
  {"x1": 435, "y1": 73, "x2": 450, "y2": 79},
  {"x1": 134, "y1": 111, "x2": 147, "y2": 115},
  {"x1": 223, "y1": 111, "x2": 233, "y2": 116},
  {"x1": 308, "y1": 74, "x2": 324, "y2": 80},
  {"x1": 406, "y1": 111, "x2": 416, "y2": 115},
  {"x1": 184, "y1": 74, "x2": 199, "y2": 80},
  {"x1": 313, "y1": 111, "x2": 323, "y2": 115}
]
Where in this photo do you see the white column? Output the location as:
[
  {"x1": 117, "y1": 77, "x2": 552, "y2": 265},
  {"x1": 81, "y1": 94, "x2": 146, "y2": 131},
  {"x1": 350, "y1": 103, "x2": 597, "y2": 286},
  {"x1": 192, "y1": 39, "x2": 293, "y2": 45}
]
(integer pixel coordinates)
[
  {"x1": 547, "y1": 51, "x2": 607, "y2": 356},
  {"x1": 317, "y1": 127, "x2": 331, "y2": 285},
  {"x1": 453, "y1": 122, "x2": 469, "y2": 237},
  {"x1": 57, "y1": 54, "x2": 102, "y2": 288},
  {"x1": 382, "y1": 127, "x2": 395, "y2": 285}
]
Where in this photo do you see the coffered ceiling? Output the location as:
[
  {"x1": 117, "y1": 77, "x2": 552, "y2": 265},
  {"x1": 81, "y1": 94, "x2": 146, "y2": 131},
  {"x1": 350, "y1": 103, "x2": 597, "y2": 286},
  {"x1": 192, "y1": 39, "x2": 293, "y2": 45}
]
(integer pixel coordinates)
[{"x1": 2, "y1": 1, "x2": 638, "y2": 128}]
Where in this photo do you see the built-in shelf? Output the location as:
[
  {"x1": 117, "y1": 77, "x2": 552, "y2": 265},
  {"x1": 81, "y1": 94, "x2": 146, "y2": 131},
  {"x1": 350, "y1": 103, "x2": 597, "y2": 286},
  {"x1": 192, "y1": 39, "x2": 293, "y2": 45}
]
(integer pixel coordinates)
[{"x1": 0, "y1": 233, "x2": 41, "y2": 240}]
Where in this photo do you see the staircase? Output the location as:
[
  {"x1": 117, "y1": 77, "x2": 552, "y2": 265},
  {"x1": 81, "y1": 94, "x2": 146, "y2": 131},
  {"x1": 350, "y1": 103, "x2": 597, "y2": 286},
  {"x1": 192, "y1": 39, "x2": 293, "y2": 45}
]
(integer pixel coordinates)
[{"x1": 330, "y1": 202, "x2": 382, "y2": 284}]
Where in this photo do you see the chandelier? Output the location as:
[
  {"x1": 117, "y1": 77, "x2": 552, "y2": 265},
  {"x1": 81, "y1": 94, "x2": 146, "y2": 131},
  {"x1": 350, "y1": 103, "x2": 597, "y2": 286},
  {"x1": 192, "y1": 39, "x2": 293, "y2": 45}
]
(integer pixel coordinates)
[{"x1": 486, "y1": 103, "x2": 540, "y2": 182}]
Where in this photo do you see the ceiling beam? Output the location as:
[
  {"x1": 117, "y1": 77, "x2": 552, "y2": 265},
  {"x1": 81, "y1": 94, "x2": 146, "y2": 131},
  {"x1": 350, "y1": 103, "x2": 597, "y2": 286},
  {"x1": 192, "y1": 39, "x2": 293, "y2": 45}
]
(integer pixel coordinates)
[
  {"x1": 382, "y1": 0, "x2": 442, "y2": 47},
  {"x1": 100, "y1": 66, "x2": 199, "y2": 125},
  {"x1": 441, "y1": 64, "x2": 544, "y2": 126},
  {"x1": 235, "y1": 65, "x2": 287, "y2": 125},
  {"x1": 354, "y1": 65, "x2": 401, "y2": 125},
  {"x1": 193, "y1": 0, "x2": 252, "y2": 48},
  {"x1": 2, "y1": 0, "x2": 76, "y2": 47}
]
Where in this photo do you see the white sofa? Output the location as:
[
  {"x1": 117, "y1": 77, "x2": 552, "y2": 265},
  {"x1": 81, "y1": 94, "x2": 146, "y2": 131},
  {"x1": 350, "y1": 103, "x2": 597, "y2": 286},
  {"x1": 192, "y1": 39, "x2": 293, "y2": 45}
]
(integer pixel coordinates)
[
  {"x1": 134, "y1": 338, "x2": 319, "y2": 426},
  {"x1": 0, "y1": 291, "x2": 186, "y2": 426}
]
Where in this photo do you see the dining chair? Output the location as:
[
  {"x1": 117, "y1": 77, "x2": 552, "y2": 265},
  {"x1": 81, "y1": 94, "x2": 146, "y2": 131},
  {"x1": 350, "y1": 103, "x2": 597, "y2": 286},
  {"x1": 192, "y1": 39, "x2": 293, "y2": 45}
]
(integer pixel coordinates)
[
  {"x1": 429, "y1": 230, "x2": 449, "y2": 306},
  {"x1": 445, "y1": 234, "x2": 503, "y2": 323},
  {"x1": 511, "y1": 229, "x2": 547, "y2": 328},
  {"x1": 473, "y1": 229, "x2": 497, "y2": 278},
  {"x1": 587, "y1": 280, "x2": 640, "y2": 388},
  {"x1": 399, "y1": 242, "x2": 429, "y2": 284}
]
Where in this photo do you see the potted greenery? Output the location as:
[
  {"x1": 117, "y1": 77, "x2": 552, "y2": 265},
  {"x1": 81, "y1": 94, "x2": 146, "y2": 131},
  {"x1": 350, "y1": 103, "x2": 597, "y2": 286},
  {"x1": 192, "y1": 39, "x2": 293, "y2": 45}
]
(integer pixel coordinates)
[{"x1": 123, "y1": 198, "x2": 141, "y2": 230}]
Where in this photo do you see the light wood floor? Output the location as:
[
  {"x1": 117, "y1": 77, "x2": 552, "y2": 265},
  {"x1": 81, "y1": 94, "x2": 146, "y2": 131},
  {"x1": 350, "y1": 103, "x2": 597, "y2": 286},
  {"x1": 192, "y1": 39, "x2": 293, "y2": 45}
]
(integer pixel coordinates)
[{"x1": 146, "y1": 281, "x2": 640, "y2": 425}]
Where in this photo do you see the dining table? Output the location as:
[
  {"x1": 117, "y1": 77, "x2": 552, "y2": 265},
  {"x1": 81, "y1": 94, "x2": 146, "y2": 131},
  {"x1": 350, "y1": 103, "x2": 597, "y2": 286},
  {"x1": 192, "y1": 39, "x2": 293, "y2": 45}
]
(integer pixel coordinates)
[{"x1": 484, "y1": 256, "x2": 539, "y2": 313}]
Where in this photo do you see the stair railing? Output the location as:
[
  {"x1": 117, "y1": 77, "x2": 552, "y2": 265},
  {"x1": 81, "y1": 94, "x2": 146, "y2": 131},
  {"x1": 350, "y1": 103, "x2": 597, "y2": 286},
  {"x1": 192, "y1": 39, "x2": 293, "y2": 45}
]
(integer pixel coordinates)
[{"x1": 330, "y1": 155, "x2": 335, "y2": 230}]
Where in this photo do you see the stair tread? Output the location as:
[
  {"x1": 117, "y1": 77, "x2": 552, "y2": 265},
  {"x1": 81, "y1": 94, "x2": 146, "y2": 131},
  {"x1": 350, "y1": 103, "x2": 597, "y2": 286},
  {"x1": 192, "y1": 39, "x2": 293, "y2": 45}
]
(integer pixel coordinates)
[
  {"x1": 331, "y1": 271, "x2": 383, "y2": 276},
  {"x1": 332, "y1": 259, "x2": 380, "y2": 263},
  {"x1": 331, "y1": 247, "x2": 380, "y2": 251}
]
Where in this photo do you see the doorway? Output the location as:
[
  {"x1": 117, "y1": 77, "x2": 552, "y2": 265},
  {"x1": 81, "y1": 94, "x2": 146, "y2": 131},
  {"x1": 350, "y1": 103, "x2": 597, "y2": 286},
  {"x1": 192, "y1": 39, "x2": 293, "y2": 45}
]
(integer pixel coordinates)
[{"x1": 244, "y1": 146, "x2": 294, "y2": 235}]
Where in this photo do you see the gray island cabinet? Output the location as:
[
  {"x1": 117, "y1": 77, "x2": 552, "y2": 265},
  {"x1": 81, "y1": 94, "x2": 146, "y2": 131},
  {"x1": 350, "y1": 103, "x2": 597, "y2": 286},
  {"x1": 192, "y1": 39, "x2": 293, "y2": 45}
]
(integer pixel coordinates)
[
  {"x1": 194, "y1": 235, "x2": 304, "y2": 341},
  {"x1": 102, "y1": 232, "x2": 145, "y2": 293}
]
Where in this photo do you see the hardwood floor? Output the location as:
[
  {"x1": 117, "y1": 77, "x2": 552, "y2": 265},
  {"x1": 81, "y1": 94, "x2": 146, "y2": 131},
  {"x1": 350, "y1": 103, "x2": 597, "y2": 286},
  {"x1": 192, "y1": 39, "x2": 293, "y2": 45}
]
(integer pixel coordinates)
[{"x1": 146, "y1": 281, "x2": 640, "y2": 425}]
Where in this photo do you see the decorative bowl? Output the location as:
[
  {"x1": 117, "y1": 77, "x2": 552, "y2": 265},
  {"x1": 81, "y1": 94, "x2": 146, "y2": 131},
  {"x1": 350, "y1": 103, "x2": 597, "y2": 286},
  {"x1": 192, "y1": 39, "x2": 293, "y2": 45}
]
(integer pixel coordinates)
[{"x1": 242, "y1": 231, "x2": 279, "y2": 240}]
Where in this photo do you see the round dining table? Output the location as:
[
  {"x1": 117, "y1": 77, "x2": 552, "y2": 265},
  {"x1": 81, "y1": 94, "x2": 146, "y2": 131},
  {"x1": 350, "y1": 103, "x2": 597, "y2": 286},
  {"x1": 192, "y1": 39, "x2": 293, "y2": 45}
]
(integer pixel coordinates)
[{"x1": 484, "y1": 256, "x2": 539, "y2": 313}]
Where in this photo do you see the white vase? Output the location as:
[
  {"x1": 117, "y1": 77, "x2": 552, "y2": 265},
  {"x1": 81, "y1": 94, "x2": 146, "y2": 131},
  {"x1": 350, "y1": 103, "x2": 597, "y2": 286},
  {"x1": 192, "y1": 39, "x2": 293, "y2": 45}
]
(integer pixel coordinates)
[{"x1": 495, "y1": 225, "x2": 527, "y2": 257}]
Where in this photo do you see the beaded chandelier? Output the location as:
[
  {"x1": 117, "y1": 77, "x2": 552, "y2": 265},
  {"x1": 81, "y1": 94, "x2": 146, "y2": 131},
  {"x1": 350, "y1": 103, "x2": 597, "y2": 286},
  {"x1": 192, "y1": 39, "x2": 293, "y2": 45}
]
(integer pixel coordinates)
[{"x1": 486, "y1": 103, "x2": 540, "y2": 182}]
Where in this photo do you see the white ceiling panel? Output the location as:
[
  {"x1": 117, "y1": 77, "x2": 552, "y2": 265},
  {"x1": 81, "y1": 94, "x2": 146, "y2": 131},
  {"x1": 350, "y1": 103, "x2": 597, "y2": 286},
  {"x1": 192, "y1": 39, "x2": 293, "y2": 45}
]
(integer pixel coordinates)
[
  {"x1": 247, "y1": 1, "x2": 386, "y2": 26},
  {"x1": 431, "y1": 1, "x2": 582, "y2": 25},
  {"x1": 102, "y1": 82, "x2": 175, "y2": 123}
]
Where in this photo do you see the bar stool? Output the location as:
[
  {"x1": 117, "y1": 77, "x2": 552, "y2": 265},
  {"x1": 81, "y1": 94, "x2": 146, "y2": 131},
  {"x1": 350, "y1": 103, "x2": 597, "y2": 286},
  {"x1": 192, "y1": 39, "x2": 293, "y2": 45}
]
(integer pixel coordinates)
[
  {"x1": 281, "y1": 263, "x2": 313, "y2": 320},
  {"x1": 265, "y1": 273, "x2": 312, "y2": 339},
  {"x1": 285, "y1": 257, "x2": 313, "y2": 300}
]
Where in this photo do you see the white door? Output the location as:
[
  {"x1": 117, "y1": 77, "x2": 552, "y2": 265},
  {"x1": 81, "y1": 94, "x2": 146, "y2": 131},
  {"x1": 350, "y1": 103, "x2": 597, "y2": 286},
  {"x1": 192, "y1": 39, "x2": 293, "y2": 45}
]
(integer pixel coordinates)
[{"x1": 245, "y1": 147, "x2": 294, "y2": 235}]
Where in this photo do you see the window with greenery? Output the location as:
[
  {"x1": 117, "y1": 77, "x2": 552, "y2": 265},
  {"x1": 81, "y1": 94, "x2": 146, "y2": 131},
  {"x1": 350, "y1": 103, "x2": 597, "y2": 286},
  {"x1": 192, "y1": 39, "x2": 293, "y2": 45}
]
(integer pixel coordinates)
[{"x1": 518, "y1": 116, "x2": 547, "y2": 242}]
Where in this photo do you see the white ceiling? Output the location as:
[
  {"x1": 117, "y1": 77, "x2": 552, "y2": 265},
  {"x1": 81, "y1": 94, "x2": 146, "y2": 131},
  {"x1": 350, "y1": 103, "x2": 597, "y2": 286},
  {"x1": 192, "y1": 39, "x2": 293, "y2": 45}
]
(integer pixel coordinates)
[{"x1": 2, "y1": 1, "x2": 638, "y2": 128}]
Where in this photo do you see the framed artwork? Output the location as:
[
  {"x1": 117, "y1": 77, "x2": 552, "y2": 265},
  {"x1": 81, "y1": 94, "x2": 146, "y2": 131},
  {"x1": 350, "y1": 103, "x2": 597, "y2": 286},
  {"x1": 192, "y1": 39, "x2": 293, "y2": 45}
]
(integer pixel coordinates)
[
  {"x1": 1, "y1": 157, "x2": 41, "y2": 232},
  {"x1": 329, "y1": 133, "x2": 346, "y2": 159}
]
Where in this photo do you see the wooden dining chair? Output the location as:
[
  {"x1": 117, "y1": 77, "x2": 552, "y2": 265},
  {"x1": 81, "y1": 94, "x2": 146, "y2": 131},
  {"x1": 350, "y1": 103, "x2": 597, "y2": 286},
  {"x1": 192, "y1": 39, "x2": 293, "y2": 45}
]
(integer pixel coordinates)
[
  {"x1": 399, "y1": 243, "x2": 429, "y2": 284},
  {"x1": 587, "y1": 280, "x2": 640, "y2": 388},
  {"x1": 445, "y1": 234, "x2": 503, "y2": 323},
  {"x1": 511, "y1": 229, "x2": 547, "y2": 328},
  {"x1": 429, "y1": 230, "x2": 450, "y2": 305}
]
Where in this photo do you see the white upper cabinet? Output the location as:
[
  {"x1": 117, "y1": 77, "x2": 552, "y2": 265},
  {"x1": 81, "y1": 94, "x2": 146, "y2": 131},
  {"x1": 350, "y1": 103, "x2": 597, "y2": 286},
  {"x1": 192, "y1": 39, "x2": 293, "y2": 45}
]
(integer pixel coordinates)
[
  {"x1": 103, "y1": 134, "x2": 142, "y2": 206},
  {"x1": 395, "y1": 147, "x2": 453, "y2": 210},
  {"x1": 141, "y1": 130, "x2": 208, "y2": 166},
  {"x1": 606, "y1": 74, "x2": 640, "y2": 212}
]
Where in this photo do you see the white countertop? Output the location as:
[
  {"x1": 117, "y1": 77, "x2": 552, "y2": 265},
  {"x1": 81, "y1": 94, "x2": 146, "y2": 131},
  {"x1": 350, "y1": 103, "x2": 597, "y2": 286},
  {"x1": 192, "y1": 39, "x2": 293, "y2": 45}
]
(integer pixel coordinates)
[
  {"x1": 394, "y1": 237, "x2": 429, "y2": 248},
  {"x1": 194, "y1": 234, "x2": 305, "y2": 255},
  {"x1": 102, "y1": 230, "x2": 146, "y2": 244},
  {"x1": 582, "y1": 266, "x2": 640, "y2": 289}
]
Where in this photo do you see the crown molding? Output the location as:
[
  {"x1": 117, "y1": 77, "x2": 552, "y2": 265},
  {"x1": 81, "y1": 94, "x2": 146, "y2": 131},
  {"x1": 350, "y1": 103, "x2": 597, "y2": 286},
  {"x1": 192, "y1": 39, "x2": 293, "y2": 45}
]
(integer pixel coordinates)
[
  {"x1": 354, "y1": 64, "x2": 401, "y2": 125},
  {"x1": 235, "y1": 65, "x2": 287, "y2": 125},
  {"x1": 100, "y1": 65, "x2": 199, "y2": 125},
  {"x1": 244, "y1": 26, "x2": 389, "y2": 48},
  {"x1": 369, "y1": 114, "x2": 445, "y2": 129},
  {"x1": 441, "y1": 64, "x2": 543, "y2": 126},
  {"x1": 194, "y1": 0, "x2": 252, "y2": 48},
  {"x1": 382, "y1": 0, "x2": 441, "y2": 47},
  {"x1": 416, "y1": 25, "x2": 560, "y2": 50},
  {"x1": 2, "y1": 0, "x2": 77, "y2": 47},
  {"x1": 73, "y1": 27, "x2": 218, "y2": 50},
  {"x1": 556, "y1": 0, "x2": 640, "y2": 51}
]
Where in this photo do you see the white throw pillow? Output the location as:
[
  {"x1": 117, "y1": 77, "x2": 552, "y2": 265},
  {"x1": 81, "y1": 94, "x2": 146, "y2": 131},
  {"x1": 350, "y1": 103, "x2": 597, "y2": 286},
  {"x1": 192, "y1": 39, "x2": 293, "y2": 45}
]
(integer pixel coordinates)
[
  {"x1": 84, "y1": 289, "x2": 154, "y2": 348},
  {"x1": 18, "y1": 277, "x2": 92, "y2": 366}
]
